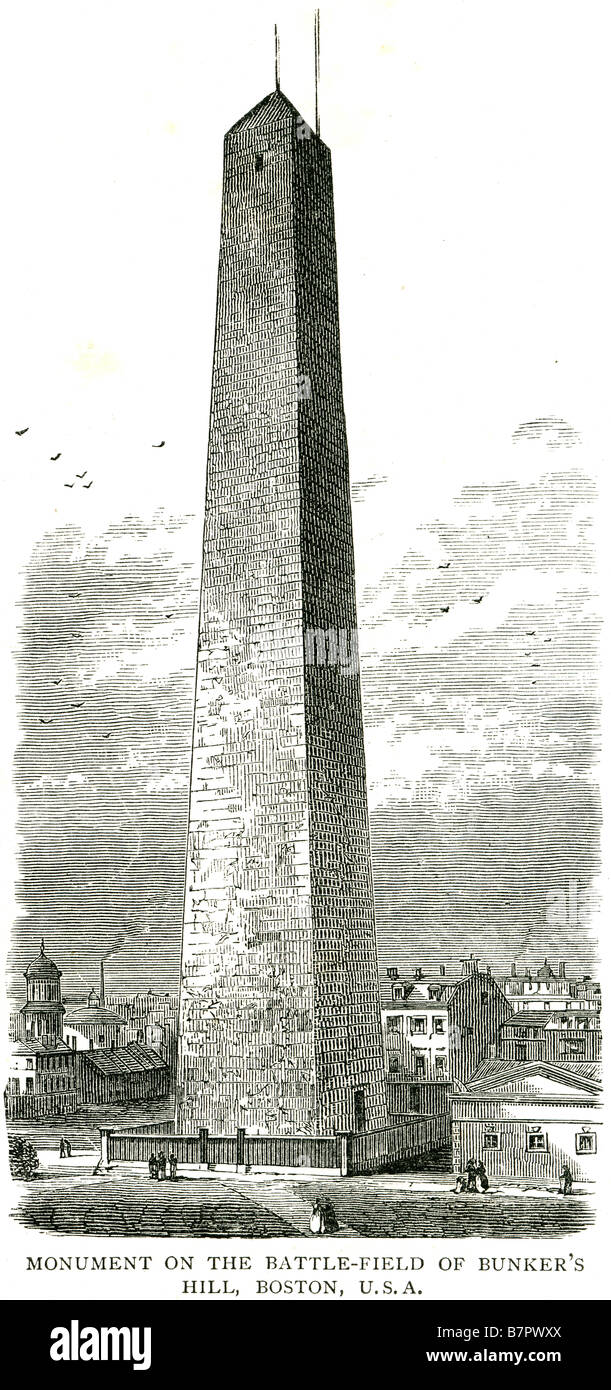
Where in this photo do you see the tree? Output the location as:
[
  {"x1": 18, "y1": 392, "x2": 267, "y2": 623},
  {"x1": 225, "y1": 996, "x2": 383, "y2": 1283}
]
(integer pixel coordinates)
[{"x1": 9, "y1": 1135, "x2": 40, "y2": 1180}]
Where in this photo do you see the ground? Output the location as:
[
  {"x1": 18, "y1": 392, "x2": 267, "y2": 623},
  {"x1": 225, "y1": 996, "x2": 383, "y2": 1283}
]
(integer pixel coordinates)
[{"x1": 10, "y1": 1146, "x2": 595, "y2": 1239}]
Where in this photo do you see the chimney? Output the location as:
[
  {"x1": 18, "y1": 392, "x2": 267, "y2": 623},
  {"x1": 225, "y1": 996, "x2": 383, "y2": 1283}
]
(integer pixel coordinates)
[
  {"x1": 558, "y1": 961, "x2": 566, "y2": 979},
  {"x1": 511, "y1": 962, "x2": 517, "y2": 978},
  {"x1": 414, "y1": 967, "x2": 423, "y2": 981},
  {"x1": 486, "y1": 963, "x2": 492, "y2": 976},
  {"x1": 100, "y1": 961, "x2": 105, "y2": 1007},
  {"x1": 461, "y1": 955, "x2": 480, "y2": 977},
  {"x1": 440, "y1": 965, "x2": 446, "y2": 977}
]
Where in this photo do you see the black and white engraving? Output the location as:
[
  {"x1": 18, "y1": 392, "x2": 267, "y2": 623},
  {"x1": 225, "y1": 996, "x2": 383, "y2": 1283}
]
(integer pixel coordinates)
[{"x1": 6, "y1": 13, "x2": 601, "y2": 1244}]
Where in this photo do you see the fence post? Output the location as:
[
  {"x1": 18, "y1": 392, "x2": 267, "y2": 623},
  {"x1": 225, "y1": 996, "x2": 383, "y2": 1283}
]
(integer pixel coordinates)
[
  {"x1": 236, "y1": 1127, "x2": 246, "y2": 1172},
  {"x1": 337, "y1": 1131, "x2": 353, "y2": 1177},
  {"x1": 198, "y1": 1128, "x2": 209, "y2": 1169},
  {"x1": 99, "y1": 1128, "x2": 111, "y2": 1169}
]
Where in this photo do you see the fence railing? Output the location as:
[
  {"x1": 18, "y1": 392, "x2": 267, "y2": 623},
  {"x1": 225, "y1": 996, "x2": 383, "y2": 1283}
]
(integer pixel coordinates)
[
  {"x1": 4, "y1": 1088, "x2": 79, "y2": 1121},
  {"x1": 350, "y1": 1113, "x2": 450, "y2": 1174},
  {"x1": 102, "y1": 1112, "x2": 451, "y2": 1176}
]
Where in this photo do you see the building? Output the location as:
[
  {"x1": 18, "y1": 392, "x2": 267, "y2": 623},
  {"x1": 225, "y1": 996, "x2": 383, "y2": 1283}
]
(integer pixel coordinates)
[
  {"x1": 5, "y1": 940, "x2": 78, "y2": 1119},
  {"x1": 106, "y1": 991, "x2": 178, "y2": 1077},
  {"x1": 382, "y1": 958, "x2": 512, "y2": 1109},
  {"x1": 77, "y1": 1041, "x2": 170, "y2": 1106},
  {"x1": 502, "y1": 960, "x2": 601, "y2": 1014},
  {"x1": 496, "y1": 1010, "x2": 601, "y2": 1063},
  {"x1": 176, "y1": 81, "x2": 387, "y2": 1137},
  {"x1": 64, "y1": 987, "x2": 127, "y2": 1053},
  {"x1": 452, "y1": 1059, "x2": 602, "y2": 1183},
  {"x1": 18, "y1": 939, "x2": 65, "y2": 1044},
  {"x1": 5, "y1": 1039, "x2": 78, "y2": 1120}
]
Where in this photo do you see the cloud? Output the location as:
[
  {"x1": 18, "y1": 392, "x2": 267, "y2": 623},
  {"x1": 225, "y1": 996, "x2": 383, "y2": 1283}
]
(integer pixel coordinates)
[
  {"x1": 512, "y1": 417, "x2": 581, "y2": 448},
  {"x1": 10, "y1": 510, "x2": 199, "y2": 1002}
]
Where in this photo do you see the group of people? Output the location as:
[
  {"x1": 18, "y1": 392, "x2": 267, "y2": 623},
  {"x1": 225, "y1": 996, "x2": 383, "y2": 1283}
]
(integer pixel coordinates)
[
  {"x1": 454, "y1": 1157, "x2": 575, "y2": 1196},
  {"x1": 309, "y1": 1197, "x2": 339, "y2": 1235},
  {"x1": 148, "y1": 1150, "x2": 178, "y2": 1181},
  {"x1": 58, "y1": 1136, "x2": 72, "y2": 1159},
  {"x1": 454, "y1": 1157, "x2": 489, "y2": 1194}
]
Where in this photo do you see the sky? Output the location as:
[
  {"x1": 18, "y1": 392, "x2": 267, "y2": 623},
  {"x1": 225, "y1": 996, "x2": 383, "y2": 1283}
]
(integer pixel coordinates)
[{"x1": 2, "y1": 1, "x2": 606, "y2": 1005}]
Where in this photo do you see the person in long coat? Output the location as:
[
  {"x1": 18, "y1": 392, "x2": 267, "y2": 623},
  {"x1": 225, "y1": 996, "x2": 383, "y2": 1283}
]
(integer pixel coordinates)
[
  {"x1": 476, "y1": 1161, "x2": 489, "y2": 1193},
  {"x1": 323, "y1": 1199, "x2": 339, "y2": 1233},
  {"x1": 309, "y1": 1199, "x2": 326, "y2": 1235},
  {"x1": 559, "y1": 1164, "x2": 573, "y2": 1196},
  {"x1": 157, "y1": 1151, "x2": 167, "y2": 1180},
  {"x1": 465, "y1": 1158, "x2": 478, "y2": 1192},
  {"x1": 169, "y1": 1152, "x2": 178, "y2": 1181},
  {"x1": 148, "y1": 1152, "x2": 158, "y2": 1179}
]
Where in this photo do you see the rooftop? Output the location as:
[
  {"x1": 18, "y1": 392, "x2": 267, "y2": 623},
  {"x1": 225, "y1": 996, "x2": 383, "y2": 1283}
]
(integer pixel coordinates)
[
  {"x1": 458, "y1": 1058, "x2": 602, "y2": 1094},
  {"x1": 79, "y1": 1042, "x2": 168, "y2": 1077},
  {"x1": 24, "y1": 940, "x2": 61, "y2": 981},
  {"x1": 227, "y1": 88, "x2": 309, "y2": 137}
]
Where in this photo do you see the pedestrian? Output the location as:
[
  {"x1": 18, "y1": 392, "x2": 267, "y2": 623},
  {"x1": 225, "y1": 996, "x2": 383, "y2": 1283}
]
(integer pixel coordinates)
[
  {"x1": 309, "y1": 1198, "x2": 326, "y2": 1235},
  {"x1": 453, "y1": 1171, "x2": 468, "y2": 1194},
  {"x1": 157, "y1": 1150, "x2": 167, "y2": 1180},
  {"x1": 465, "y1": 1157, "x2": 478, "y2": 1193},
  {"x1": 59, "y1": 1136, "x2": 66, "y2": 1159},
  {"x1": 148, "y1": 1152, "x2": 158, "y2": 1180},
  {"x1": 559, "y1": 1164, "x2": 573, "y2": 1196},
  {"x1": 323, "y1": 1198, "x2": 339, "y2": 1233},
  {"x1": 65, "y1": 1137, "x2": 72, "y2": 1158},
  {"x1": 169, "y1": 1152, "x2": 178, "y2": 1181},
  {"x1": 476, "y1": 1160, "x2": 489, "y2": 1193}
]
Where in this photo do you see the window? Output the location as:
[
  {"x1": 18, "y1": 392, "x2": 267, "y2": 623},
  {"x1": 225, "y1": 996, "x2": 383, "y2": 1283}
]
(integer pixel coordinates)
[
  {"x1": 255, "y1": 153, "x2": 264, "y2": 172},
  {"x1": 526, "y1": 1132, "x2": 548, "y2": 1151},
  {"x1": 387, "y1": 1015, "x2": 402, "y2": 1033},
  {"x1": 413, "y1": 1018, "x2": 426, "y2": 1034},
  {"x1": 483, "y1": 1133, "x2": 500, "y2": 1150},
  {"x1": 434, "y1": 1055, "x2": 447, "y2": 1075},
  {"x1": 414, "y1": 1055, "x2": 425, "y2": 1076},
  {"x1": 25, "y1": 1077, "x2": 34, "y2": 1092},
  {"x1": 26, "y1": 1058, "x2": 33, "y2": 1069},
  {"x1": 433, "y1": 1018, "x2": 445, "y2": 1034},
  {"x1": 576, "y1": 1133, "x2": 596, "y2": 1154},
  {"x1": 388, "y1": 1057, "x2": 399, "y2": 1074},
  {"x1": 515, "y1": 1044, "x2": 527, "y2": 1060}
]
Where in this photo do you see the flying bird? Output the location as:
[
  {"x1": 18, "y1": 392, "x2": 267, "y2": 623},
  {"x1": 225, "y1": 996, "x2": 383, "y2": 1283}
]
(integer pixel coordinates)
[
  {"x1": 544, "y1": 637, "x2": 552, "y2": 643},
  {"x1": 438, "y1": 562, "x2": 451, "y2": 569},
  {"x1": 71, "y1": 701, "x2": 85, "y2": 708},
  {"x1": 83, "y1": 480, "x2": 93, "y2": 488},
  {"x1": 71, "y1": 632, "x2": 83, "y2": 638},
  {"x1": 473, "y1": 595, "x2": 483, "y2": 603},
  {"x1": 165, "y1": 612, "x2": 174, "y2": 619},
  {"x1": 153, "y1": 441, "x2": 165, "y2": 448},
  {"x1": 102, "y1": 732, "x2": 111, "y2": 739},
  {"x1": 440, "y1": 605, "x2": 450, "y2": 613},
  {"x1": 64, "y1": 482, "x2": 74, "y2": 488},
  {"x1": 53, "y1": 679, "x2": 62, "y2": 685},
  {"x1": 15, "y1": 427, "x2": 29, "y2": 436},
  {"x1": 76, "y1": 471, "x2": 87, "y2": 479},
  {"x1": 50, "y1": 452, "x2": 61, "y2": 461},
  {"x1": 67, "y1": 592, "x2": 81, "y2": 598},
  {"x1": 526, "y1": 630, "x2": 535, "y2": 636},
  {"x1": 40, "y1": 718, "x2": 54, "y2": 724}
]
